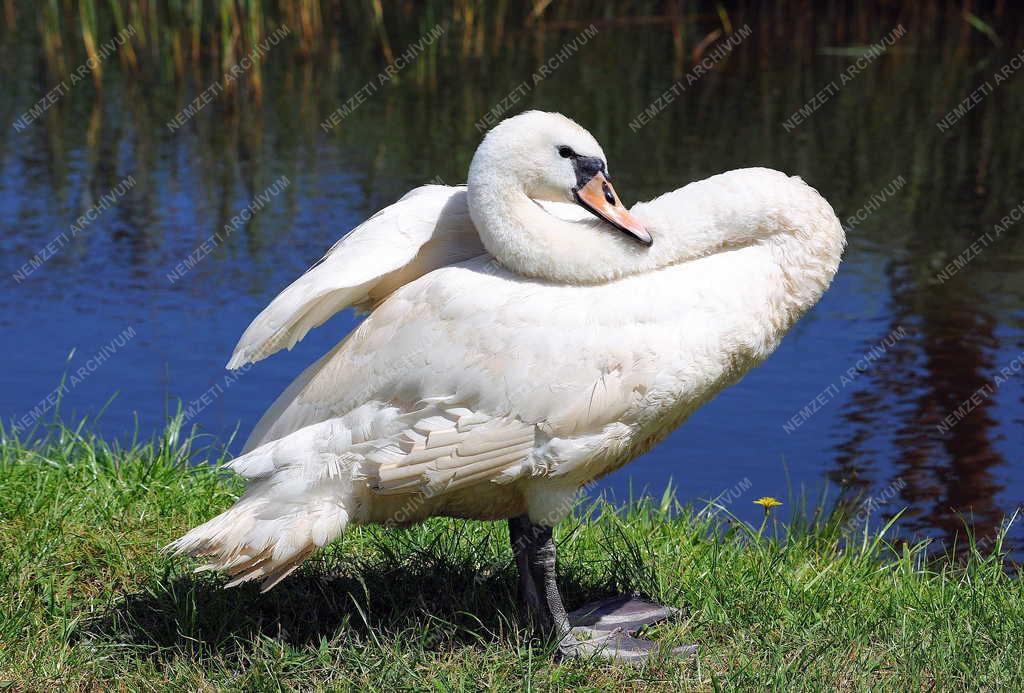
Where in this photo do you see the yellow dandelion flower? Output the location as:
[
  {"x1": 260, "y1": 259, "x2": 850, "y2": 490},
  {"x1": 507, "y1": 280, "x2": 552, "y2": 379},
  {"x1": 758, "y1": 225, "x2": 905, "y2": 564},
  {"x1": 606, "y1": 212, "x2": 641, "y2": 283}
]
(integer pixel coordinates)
[{"x1": 753, "y1": 496, "x2": 783, "y2": 515}]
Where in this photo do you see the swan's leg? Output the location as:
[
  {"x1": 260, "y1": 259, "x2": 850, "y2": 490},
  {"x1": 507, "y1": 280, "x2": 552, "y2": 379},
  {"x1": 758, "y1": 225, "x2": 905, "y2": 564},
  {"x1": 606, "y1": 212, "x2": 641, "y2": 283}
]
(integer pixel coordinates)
[
  {"x1": 508, "y1": 515, "x2": 548, "y2": 631},
  {"x1": 508, "y1": 514, "x2": 697, "y2": 662}
]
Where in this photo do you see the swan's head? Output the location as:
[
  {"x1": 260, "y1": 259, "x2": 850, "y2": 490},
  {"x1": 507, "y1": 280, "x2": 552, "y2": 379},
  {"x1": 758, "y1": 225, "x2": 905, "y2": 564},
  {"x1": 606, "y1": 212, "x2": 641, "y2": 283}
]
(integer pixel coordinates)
[{"x1": 467, "y1": 111, "x2": 652, "y2": 282}]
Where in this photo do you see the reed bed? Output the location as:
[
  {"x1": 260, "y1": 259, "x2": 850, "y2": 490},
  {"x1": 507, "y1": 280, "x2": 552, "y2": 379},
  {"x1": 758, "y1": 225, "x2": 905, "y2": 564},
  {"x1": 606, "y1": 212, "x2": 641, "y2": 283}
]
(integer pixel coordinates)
[{"x1": 6, "y1": 1, "x2": 1020, "y2": 98}]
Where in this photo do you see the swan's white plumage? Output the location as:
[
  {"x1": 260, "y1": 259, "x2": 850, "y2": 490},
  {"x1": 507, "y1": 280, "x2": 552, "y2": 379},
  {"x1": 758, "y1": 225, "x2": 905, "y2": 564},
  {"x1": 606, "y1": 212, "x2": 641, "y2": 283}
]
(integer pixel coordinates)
[
  {"x1": 226, "y1": 185, "x2": 483, "y2": 369},
  {"x1": 171, "y1": 113, "x2": 845, "y2": 591}
]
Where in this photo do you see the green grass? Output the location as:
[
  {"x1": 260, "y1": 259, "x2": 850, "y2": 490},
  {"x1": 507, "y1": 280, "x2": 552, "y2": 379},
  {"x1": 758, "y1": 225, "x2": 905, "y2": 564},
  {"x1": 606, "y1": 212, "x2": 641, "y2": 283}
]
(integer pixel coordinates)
[{"x1": 1, "y1": 420, "x2": 1022, "y2": 691}]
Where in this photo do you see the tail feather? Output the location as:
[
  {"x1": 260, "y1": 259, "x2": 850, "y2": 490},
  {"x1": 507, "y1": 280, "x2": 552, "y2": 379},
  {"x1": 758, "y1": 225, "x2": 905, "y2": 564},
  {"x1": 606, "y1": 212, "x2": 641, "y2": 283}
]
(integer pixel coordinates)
[
  {"x1": 168, "y1": 419, "x2": 366, "y2": 590},
  {"x1": 167, "y1": 490, "x2": 350, "y2": 592}
]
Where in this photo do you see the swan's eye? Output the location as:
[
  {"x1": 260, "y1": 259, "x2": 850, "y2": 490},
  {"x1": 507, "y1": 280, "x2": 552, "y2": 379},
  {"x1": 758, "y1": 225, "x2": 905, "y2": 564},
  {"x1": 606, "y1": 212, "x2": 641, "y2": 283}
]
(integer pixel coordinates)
[{"x1": 557, "y1": 146, "x2": 574, "y2": 158}]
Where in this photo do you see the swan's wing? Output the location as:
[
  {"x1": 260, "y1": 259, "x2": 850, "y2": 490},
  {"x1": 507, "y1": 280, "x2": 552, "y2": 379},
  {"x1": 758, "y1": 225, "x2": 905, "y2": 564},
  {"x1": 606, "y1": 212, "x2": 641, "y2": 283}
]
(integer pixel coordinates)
[
  {"x1": 226, "y1": 185, "x2": 484, "y2": 369},
  {"x1": 365, "y1": 412, "x2": 537, "y2": 496},
  {"x1": 232, "y1": 404, "x2": 540, "y2": 498},
  {"x1": 239, "y1": 257, "x2": 659, "y2": 487}
]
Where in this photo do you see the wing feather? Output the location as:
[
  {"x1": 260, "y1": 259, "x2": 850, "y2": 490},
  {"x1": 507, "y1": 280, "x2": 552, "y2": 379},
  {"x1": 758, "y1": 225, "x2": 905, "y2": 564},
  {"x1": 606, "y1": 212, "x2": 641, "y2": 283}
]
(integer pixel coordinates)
[
  {"x1": 226, "y1": 185, "x2": 484, "y2": 369},
  {"x1": 231, "y1": 403, "x2": 536, "y2": 501},
  {"x1": 362, "y1": 407, "x2": 535, "y2": 497}
]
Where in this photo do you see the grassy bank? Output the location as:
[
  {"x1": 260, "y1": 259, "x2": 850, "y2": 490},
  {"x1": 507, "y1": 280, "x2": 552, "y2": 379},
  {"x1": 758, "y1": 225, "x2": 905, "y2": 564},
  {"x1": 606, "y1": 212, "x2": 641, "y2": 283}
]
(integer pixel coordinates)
[{"x1": 1, "y1": 423, "x2": 1022, "y2": 691}]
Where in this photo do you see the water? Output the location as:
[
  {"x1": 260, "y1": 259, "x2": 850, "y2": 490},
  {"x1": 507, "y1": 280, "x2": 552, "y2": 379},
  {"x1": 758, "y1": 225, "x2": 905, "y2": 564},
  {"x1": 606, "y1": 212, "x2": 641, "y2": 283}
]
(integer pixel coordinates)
[{"x1": 2, "y1": 13, "x2": 1023, "y2": 555}]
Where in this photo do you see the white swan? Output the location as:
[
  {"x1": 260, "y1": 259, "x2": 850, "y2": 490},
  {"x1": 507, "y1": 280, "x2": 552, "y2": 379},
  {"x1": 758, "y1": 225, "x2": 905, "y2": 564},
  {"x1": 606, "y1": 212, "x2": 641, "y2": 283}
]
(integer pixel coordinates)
[{"x1": 171, "y1": 110, "x2": 845, "y2": 660}]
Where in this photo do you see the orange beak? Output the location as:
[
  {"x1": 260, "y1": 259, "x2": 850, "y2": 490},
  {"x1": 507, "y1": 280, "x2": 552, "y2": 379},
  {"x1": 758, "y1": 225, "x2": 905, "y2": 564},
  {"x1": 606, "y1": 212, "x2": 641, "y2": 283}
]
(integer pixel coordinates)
[{"x1": 573, "y1": 172, "x2": 652, "y2": 247}]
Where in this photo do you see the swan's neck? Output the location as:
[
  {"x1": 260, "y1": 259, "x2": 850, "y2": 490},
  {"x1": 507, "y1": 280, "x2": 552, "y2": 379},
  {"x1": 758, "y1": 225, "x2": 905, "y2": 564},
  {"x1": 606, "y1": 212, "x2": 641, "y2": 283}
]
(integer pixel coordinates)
[
  {"x1": 467, "y1": 166, "x2": 845, "y2": 318},
  {"x1": 467, "y1": 177, "x2": 653, "y2": 284},
  {"x1": 765, "y1": 217, "x2": 845, "y2": 331},
  {"x1": 630, "y1": 169, "x2": 846, "y2": 329}
]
